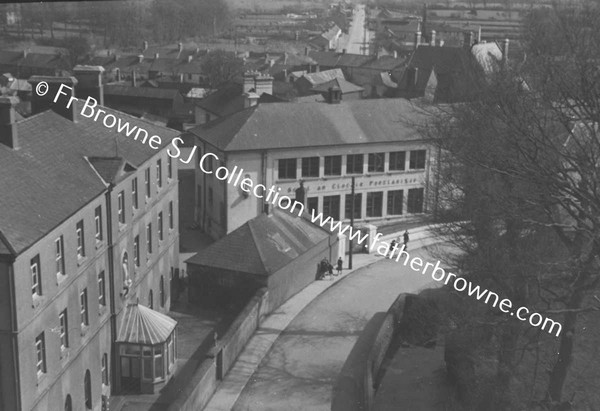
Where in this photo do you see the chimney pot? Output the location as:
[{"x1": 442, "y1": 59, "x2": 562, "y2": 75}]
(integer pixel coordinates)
[
  {"x1": 178, "y1": 42, "x2": 183, "y2": 52},
  {"x1": 430, "y1": 30, "x2": 436, "y2": 46},
  {"x1": 414, "y1": 31, "x2": 422, "y2": 50},
  {"x1": 501, "y1": 38, "x2": 510, "y2": 67},
  {"x1": 132, "y1": 71, "x2": 137, "y2": 87},
  {"x1": 188, "y1": 55, "x2": 193, "y2": 63},
  {"x1": 0, "y1": 96, "x2": 19, "y2": 149},
  {"x1": 393, "y1": 50, "x2": 398, "y2": 59},
  {"x1": 138, "y1": 54, "x2": 143, "y2": 64},
  {"x1": 143, "y1": 41, "x2": 148, "y2": 51},
  {"x1": 154, "y1": 53, "x2": 159, "y2": 59}
]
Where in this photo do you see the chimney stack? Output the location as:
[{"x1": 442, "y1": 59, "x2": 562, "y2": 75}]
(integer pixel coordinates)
[
  {"x1": 132, "y1": 70, "x2": 137, "y2": 87},
  {"x1": 326, "y1": 86, "x2": 342, "y2": 104},
  {"x1": 243, "y1": 71, "x2": 257, "y2": 94},
  {"x1": 143, "y1": 41, "x2": 148, "y2": 51},
  {"x1": 187, "y1": 55, "x2": 193, "y2": 63},
  {"x1": 116, "y1": 68, "x2": 121, "y2": 82},
  {"x1": 137, "y1": 54, "x2": 143, "y2": 64},
  {"x1": 393, "y1": 50, "x2": 398, "y2": 59},
  {"x1": 463, "y1": 31, "x2": 473, "y2": 49},
  {"x1": 477, "y1": 26, "x2": 482, "y2": 43},
  {"x1": 254, "y1": 73, "x2": 274, "y2": 96},
  {"x1": 414, "y1": 31, "x2": 421, "y2": 50},
  {"x1": 73, "y1": 65, "x2": 105, "y2": 106},
  {"x1": 430, "y1": 30, "x2": 436, "y2": 46},
  {"x1": 0, "y1": 96, "x2": 19, "y2": 149},
  {"x1": 243, "y1": 91, "x2": 259, "y2": 108},
  {"x1": 28, "y1": 76, "x2": 79, "y2": 122}
]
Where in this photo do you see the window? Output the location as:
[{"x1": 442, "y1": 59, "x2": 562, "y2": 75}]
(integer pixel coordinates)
[
  {"x1": 65, "y1": 395, "x2": 72, "y2": 411},
  {"x1": 168, "y1": 201, "x2": 174, "y2": 229},
  {"x1": 158, "y1": 212, "x2": 164, "y2": 241},
  {"x1": 98, "y1": 271, "x2": 106, "y2": 307},
  {"x1": 146, "y1": 223, "x2": 152, "y2": 255},
  {"x1": 323, "y1": 195, "x2": 340, "y2": 221},
  {"x1": 278, "y1": 158, "x2": 297, "y2": 180},
  {"x1": 80, "y1": 289, "x2": 89, "y2": 326},
  {"x1": 366, "y1": 192, "x2": 383, "y2": 217},
  {"x1": 307, "y1": 197, "x2": 318, "y2": 216},
  {"x1": 35, "y1": 333, "x2": 46, "y2": 376},
  {"x1": 160, "y1": 276, "x2": 165, "y2": 308},
  {"x1": 407, "y1": 188, "x2": 425, "y2": 213},
  {"x1": 346, "y1": 154, "x2": 363, "y2": 174},
  {"x1": 117, "y1": 191, "x2": 125, "y2": 224},
  {"x1": 344, "y1": 193, "x2": 362, "y2": 219},
  {"x1": 368, "y1": 153, "x2": 385, "y2": 173},
  {"x1": 148, "y1": 290, "x2": 153, "y2": 309},
  {"x1": 145, "y1": 168, "x2": 151, "y2": 198},
  {"x1": 132, "y1": 178, "x2": 138, "y2": 210},
  {"x1": 101, "y1": 354, "x2": 109, "y2": 385},
  {"x1": 94, "y1": 206, "x2": 103, "y2": 242},
  {"x1": 167, "y1": 156, "x2": 173, "y2": 179},
  {"x1": 389, "y1": 151, "x2": 406, "y2": 171},
  {"x1": 409, "y1": 150, "x2": 426, "y2": 170},
  {"x1": 156, "y1": 159, "x2": 162, "y2": 189},
  {"x1": 154, "y1": 346, "x2": 164, "y2": 379},
  {"x1": 301, "y1": 157, "x2": 319, "y2": 178},
  {"x1": 55, "y1": 236, "x2": 65, "y2": 277},
  {"x1": 387, "y1": 190, "x2": 404, "y2": 215},
  {"x1": 31, "y1": 255, "x2": 42, "y2": 296},
  {"x1": 59, "y1": 309, "x2": 69, "y2": 349},
  {"x1": 84, "y1": 369, "x2": 92, "y2": 409},
  {"x1": 76, "y1": 220, "x2": 85, "y2": 258},
  {"x1": 133, "y1": 236, "x2": 140, "y2": 267},
  {"x1": 324, "y1": 156, "x2": 342, "y2": 176}
]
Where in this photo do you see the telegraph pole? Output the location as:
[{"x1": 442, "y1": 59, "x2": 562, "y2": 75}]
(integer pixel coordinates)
[{"x1": 349, "y1": 176, "x2": 355, "y2": 269}]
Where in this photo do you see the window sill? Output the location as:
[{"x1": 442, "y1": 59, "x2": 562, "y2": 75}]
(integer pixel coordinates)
[
  {"x1": 77, "y1": 256, "x2": 87, "y2": 267},
  {"x1": 118, "y1": 222, "x2": 127, "y2": 232},
  {"x1": 95, "y1": 240, "x2": 104, "y2": 250},
  {"x1": 56, "y1": 273, "x2": 68, "y2": 285},
  {"x1": 81, "y1": 324, "x2": 89, "y2": 337},
  {"x1": 36, "y1": 372, "x2": 47, "y2": 386},
  {"x1": 60, "y1": 347, "x2": 70, "y2": 360},
  {"x1": 99, "y1": 305, "x2": 107, "y2": 317},
  {"x1": 32, "y1": 294, "x2": 45, "y2": 309}
]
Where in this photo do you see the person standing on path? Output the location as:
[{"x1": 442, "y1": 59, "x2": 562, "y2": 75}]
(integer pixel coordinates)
[
  {"x1": 336, "y1": 257, "x2": 343, "y2": 275},
  {"x1": 403, "y1": 230, "x2": 410, "y2": 251}
]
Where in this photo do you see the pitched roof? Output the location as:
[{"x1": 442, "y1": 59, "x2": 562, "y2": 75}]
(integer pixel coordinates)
[
  {"x1": 309, "y1": 51, "x2": 374, "y2": 68},
  {"x1": 0, "y1": 101, "x2": 178, "y2": 256},
  {"x1": 186, "y1": 208, "x2": 331, "y2": 276},
  {"x1": 188, "y1": 98, "x2": 429, "y2": 152},
  {"x1": 195, "y1": 83, "x2": 284, "y2": 117},
  {"x1": 104, "y1": 84, "x2": 179, "y2": 100},
  {"x1": 117, "y1": 303, "x2": 177, "y2": 345},
  {"x1": 20, "y1": 52, "x2": 70, "y2": 70},
  {"x1": 301, "y1": 68, "x2": 345, "y2": 86},
  {"x1": 312, "y1": 77, "x2": 364, "y2": 94}
]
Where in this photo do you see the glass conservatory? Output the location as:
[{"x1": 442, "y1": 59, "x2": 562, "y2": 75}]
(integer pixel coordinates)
[{"x1": 116, "y1": 302, "x2": 177, "y2": 394}]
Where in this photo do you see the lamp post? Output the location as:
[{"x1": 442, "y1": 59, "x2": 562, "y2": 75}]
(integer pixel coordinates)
[{"x1": 349, "y1": 176, "x2": 355, "y2": 269}]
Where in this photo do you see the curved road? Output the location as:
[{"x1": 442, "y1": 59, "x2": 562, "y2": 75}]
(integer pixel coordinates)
[{"x1": 232, "y1": 244, "x2": 452, "y2": 411}]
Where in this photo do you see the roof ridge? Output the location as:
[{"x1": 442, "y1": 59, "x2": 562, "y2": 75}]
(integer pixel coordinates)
[{"x1": 247, "y1": 218, "x2": 270, "y2": 274}]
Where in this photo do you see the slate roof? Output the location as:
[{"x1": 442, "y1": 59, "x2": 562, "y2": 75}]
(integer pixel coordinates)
[
  {"x1": 188, "y1": 98, "x2": 429, "y2": 152},
  {"x1": 186, "y1": 208, "x2": 331, "y2": 276},
  {"x1": 117, "y1": 303, "x2": 177, "y2": 345},
  {"x1": 20, "y1": 53, "x2": 70, "y2": 70},
  {"x1": 195, "y1": 83, "x2": 285, "y2": 117},
  {"x1": 312, "y1": 77, "x2": 364, "y2": 94},
  {"x1": 0, "y1": 100, "x2": 178, "y2": 256},
  {"x1": 301, "y1": 68, "x2": 345, "y2": 86},
  {"x1": 308, "y1": 51, "x2": 374, "y2": 68},
  {"x1": 361, "y1": 55, "x2": 406, "y2": 71},
  {"x1": 104, "y1": 84, "x2": 179, "y2": 100}
]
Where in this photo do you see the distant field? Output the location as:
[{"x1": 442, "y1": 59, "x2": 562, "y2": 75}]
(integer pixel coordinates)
[{"x1": 225, "y1": 0, "x2": 329, "y2": 11}]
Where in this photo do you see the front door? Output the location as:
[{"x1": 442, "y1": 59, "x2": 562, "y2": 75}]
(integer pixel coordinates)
[{"x1": 120, "y1": 356, "x2": 141, "y2": 393}]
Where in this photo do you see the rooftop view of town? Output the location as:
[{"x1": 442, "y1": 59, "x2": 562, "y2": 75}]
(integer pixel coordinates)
[{"x1": 0, "y1": 0, "x2": 598, "y2": 411}]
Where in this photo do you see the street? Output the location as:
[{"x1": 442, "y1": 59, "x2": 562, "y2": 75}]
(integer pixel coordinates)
[
  {"x1": 231, "y1": 243, "x2": 454, "y2": 411},
  {"x1": 337, "y1": 4, "x2": 372, "y2": 55}
]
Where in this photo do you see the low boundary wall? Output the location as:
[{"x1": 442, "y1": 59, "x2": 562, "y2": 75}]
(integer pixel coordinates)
[
  {"x1": 167, "y1": 288, "x2": 270, "y2": 411},
  {"x1": 331, "y1": 293, "x2": 413, "y2": 411}
]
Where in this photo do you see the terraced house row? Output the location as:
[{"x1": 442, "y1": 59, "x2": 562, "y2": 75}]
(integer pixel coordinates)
[{"x1": 0, "y1": 67, "x2": 180, "y2": 411}]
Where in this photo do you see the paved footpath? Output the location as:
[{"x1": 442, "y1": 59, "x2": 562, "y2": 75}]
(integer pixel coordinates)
[{"x1": 204, "y1": 226, "x2": 446, "y2": 411}]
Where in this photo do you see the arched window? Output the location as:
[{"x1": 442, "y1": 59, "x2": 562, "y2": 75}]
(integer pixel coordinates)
[
  {"x1": 65, "y1": 395, "x2": 72, "y2": 411},
  {"x1": 122, "y1": 252, "x2": 130, "y2": 285},
  {"x1": 148, "y1": 290, "x2": 153, "y2": 309},
  {"x1": 159, "y1": 276, "x2": 165, "y2": 308},
  {"x1": 84, "y1": 370, "x2": 92, "y2": 409}
]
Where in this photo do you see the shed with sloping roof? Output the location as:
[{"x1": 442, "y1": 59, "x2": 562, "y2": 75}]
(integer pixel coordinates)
[{"x1": 185, "y1": 208, "x2": 339, "y2": 311}]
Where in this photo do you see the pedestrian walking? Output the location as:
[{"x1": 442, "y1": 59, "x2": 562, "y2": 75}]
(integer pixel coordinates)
[
  {"x1": 403, "y1": 230, "x2": 410, "y2": 251},
  {"x1": 388, "y1": 239, "x2": 397, "y2": 257},
  {"x1": 336, "y1": 257, "x2": 343, "y2": 275}
]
